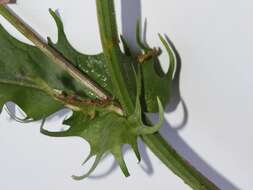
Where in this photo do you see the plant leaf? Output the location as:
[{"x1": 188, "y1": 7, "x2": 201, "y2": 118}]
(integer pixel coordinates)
[
  {"x1": 0, "y1": 83, "x2": 62, "y2": 120},
  {"x1": 48, "y1": 9, "x2": 113, "y2": 95},
  {"x1": 0, "y1": 8, "x2": 166, "y2": 179},
  {"x1": 40, "y1": 69, "x2": 164, "y2": 178},
  {"x1": 0, "y1": 9, "x2": 117, "y2": 119},
  {"x1": 0, "y1": 23, "x2": 68, "y2": 119},
  {"x1": 41, "y1": 111, "x2": 140, "y2": 178},
  {"x1": 135, "y1": 24, "x2": 177, "y2": 112}
]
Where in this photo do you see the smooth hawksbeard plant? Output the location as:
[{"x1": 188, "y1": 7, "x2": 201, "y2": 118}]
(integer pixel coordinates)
[{"x1": 0, "y1": 1, "x2": 219, "y2": 189}]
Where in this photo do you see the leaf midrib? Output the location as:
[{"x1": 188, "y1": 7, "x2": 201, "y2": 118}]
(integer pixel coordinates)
[{"x1": 0, "y1": 78, "x2": 44, "y2": 91}]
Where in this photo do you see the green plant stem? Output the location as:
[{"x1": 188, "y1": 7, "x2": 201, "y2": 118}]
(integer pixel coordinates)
[
  {"x1": 141, "y1": 129, "x2": 219, "y2": 190},
  {"x1": 96, "y1": 0, "x2": 134, "y2": 115},
  {"x1": 96, "y1": 0, "x2": 219, "y2": 189}
]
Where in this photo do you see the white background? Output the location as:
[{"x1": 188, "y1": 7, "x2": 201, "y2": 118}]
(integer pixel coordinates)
[{"x1": 0, "y1": 0, "x2": 252, "y2": 189}]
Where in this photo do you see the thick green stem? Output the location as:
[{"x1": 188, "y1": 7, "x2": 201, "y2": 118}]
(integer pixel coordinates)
[
  {"x1": 141, "y1": 131, "x2": 219, "y2": 190},
  {"x1": 96, "y1": 0, "x2": 219, "y2": 189},
  {"x1": 96, "y1": 0, "x2": 134, "y2": 115}
]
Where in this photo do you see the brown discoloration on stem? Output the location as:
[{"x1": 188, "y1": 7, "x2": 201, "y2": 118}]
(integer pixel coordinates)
[
  {"x1": 56, "y1": 91, "x2": 109, "y2": 107},
  {"x1": 53, "y1": 90, "x2": 123, "y2": 116},
  {"x1": 137, "y1": 48, "x2": 161, "y2": 63}
]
